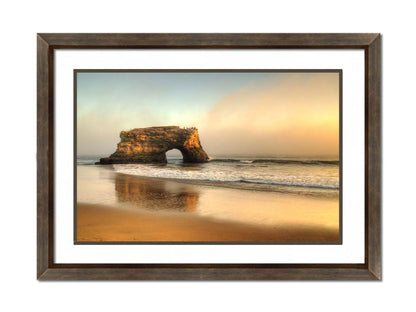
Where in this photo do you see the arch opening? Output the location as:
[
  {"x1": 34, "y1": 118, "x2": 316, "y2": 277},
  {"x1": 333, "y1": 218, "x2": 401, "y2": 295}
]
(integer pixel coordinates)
[{"x1": 165, "y1": 149, "x2": 184, "y2": 163}]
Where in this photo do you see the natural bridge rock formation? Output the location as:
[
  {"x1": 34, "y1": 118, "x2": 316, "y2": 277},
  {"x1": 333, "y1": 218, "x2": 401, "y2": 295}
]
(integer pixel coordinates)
[{"x1": 98, "y1": 126, "x2": 209, "y2": 164}]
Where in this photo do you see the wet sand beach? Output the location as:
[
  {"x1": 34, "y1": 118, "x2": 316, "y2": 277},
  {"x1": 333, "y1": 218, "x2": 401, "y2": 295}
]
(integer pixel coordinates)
[{"x1": 76, "y1": 165, "x2": 340, "y2": 243}]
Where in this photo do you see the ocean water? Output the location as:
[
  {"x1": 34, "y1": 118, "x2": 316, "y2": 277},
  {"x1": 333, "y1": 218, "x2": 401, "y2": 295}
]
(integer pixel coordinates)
[{"x1": 77, "y1": 155, "x2": 339, "y2": 196}]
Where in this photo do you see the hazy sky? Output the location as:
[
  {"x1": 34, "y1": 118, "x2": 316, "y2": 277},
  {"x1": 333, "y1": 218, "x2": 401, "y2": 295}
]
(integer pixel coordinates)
[{"x1": 77, "y1": 71, "x2": 339, "y2": 157}]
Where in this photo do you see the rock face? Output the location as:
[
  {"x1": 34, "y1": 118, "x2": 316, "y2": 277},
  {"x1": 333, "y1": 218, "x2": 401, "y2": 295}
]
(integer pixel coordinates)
[{"x1": 99, "y1": 126, "x2": 209, "y2": 164}]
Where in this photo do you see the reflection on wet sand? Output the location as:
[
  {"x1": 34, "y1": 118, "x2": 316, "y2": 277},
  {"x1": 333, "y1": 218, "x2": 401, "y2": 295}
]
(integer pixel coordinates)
[{"x1": 115, "y1": 173, "x2": 199, "y2": 212}]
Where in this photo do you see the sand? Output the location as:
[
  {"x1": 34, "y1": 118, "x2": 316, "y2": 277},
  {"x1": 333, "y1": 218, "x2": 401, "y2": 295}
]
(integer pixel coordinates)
[
  {"x1": 77, "y1": 203, "x2": 339, "y2": 243},
  {"x1": 76, "y1": 165, "x2": 340, "y2": 243}
]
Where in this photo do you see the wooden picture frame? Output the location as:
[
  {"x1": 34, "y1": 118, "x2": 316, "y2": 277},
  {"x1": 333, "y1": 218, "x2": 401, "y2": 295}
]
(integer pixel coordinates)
[{"x1": 37, "y1": 33, "x2": 381, "y2": 280}]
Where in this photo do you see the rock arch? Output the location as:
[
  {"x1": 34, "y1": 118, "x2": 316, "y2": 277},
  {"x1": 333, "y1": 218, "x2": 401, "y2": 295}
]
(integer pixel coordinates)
[{"x1": 99, "y1": 126, "x2": 209, "y2": 164}]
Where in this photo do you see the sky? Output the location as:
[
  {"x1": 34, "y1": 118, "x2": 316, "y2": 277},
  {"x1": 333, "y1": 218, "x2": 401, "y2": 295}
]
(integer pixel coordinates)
[{"x1": 77, "y1": 71, "x2": 340, "y2": 157}]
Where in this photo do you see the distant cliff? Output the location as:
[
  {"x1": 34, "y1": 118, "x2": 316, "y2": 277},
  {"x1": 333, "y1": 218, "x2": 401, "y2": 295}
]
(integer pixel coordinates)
[{"x1": 98, "y1": 126, "x2": 209, "y2": 164}]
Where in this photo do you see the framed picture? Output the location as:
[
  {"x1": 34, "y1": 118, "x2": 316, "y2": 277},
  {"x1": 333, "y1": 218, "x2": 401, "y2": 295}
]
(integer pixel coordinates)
[{"x1": 37, "y1": 33, "x2": 381, "y2": 280}]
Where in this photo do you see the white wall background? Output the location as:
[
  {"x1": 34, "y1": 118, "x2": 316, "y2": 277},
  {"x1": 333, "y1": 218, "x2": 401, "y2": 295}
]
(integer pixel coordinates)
[{"x1": 0, "y1": 1, "x2": 413, "y2": 311}]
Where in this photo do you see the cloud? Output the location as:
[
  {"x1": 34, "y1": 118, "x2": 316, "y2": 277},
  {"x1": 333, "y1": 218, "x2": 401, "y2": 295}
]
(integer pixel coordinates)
[{"x1": 199, "y1": 73, "x2": 339, "y2": 156}]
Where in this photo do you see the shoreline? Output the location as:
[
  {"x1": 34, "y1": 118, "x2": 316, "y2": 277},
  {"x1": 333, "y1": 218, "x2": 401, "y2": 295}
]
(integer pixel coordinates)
[
  {"x1": 77, "y1": 203, "x2": 340, "y2": 243},
  {"x1": 93, "y1": 164, "x2": 339, "y2": 198}
]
